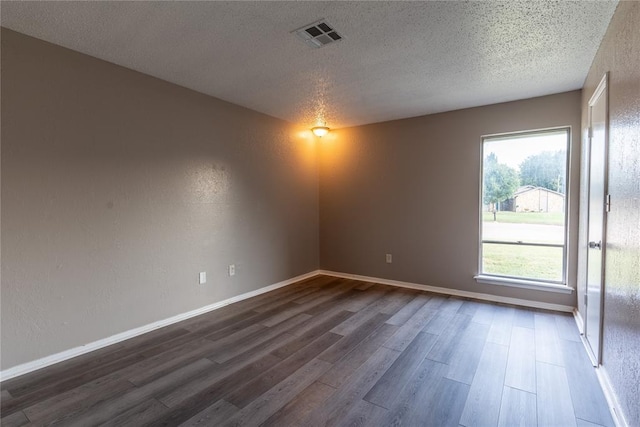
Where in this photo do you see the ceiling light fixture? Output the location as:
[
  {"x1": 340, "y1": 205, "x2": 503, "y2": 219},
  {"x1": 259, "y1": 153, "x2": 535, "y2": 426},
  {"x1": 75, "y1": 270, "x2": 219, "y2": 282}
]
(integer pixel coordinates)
[{"x1": 312, "y1": 126, "x2": 330, "y2": 137}]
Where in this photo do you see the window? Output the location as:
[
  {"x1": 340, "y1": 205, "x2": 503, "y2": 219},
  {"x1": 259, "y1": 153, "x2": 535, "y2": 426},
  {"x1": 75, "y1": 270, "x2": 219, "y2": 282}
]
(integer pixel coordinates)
[{"x1": 477, "y1": 128, "x2": 570, "y2": 290}]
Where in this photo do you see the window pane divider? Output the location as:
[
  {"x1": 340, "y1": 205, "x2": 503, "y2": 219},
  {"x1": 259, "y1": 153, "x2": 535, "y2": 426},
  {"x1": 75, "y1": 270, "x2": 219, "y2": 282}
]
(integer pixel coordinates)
[{"x1": 482, "y1": 240, "x2": 564, "y2": 248}]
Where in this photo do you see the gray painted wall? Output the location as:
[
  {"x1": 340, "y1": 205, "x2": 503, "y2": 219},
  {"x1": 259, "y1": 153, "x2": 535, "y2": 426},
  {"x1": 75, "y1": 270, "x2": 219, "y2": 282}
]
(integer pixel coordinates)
[
  {"x1": 578, "y1": 2, "x2": 640, "y2": 425},
  {"x1": 319, "y1": 91, "x2": 581, "y2": 307},
  {"x1": 0, "y1": 29, "x2": 319, "y2": 370}
]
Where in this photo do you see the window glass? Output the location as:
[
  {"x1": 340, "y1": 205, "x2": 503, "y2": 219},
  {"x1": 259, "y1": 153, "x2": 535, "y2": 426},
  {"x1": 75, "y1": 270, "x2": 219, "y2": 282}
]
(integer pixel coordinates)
[{"x1": 481, "y1": 129, "x2": 569, "y2": 283}]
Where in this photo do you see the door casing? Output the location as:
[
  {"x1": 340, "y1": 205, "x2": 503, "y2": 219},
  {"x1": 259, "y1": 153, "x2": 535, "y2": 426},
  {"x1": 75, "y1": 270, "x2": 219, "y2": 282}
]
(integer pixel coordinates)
[{"x1": 584, "y1": 72, "x2": 609, "y2": 366}]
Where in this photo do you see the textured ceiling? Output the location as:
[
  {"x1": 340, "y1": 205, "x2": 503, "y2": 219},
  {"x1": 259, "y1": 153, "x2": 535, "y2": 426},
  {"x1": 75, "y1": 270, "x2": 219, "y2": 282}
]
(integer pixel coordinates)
[{"x1": 1, "y1": 1, "x2": 618, "y2": 128}]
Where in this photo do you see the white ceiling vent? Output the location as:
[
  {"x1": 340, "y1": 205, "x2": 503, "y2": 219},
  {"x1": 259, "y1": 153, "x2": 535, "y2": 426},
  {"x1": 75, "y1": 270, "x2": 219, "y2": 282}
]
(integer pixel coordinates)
[{"x1": 293, "y1": 19, "x2": 343, "y2": 49}]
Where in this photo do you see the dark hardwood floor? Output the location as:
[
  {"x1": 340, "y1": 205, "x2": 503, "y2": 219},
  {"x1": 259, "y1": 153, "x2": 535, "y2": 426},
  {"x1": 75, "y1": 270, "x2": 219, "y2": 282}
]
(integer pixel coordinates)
[{"x1": 1, "y1": 275, "x2": 614, "y2": 426}]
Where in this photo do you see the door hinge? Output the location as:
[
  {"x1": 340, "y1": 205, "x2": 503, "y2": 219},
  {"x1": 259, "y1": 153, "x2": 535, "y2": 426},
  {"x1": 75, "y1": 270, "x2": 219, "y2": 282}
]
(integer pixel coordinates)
[
  {"x1": 605, "y1": 194, "x2": 611, "y2": 212},
  {"x1": 584, "y1": 294, "x2": 588, "y2": 306}
]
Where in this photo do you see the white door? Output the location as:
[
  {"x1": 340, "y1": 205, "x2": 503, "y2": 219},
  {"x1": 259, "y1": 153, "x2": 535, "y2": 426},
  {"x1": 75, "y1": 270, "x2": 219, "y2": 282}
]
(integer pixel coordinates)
[{"x1": 585, "y1": 73, "x2": 608, "y2": 365}]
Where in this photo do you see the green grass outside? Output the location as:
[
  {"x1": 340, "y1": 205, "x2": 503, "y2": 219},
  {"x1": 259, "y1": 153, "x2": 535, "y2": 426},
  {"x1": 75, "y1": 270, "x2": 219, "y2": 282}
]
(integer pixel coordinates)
[
  {"x1": 482, "y1": 211, "x2": 564, "y2": 226},
  {"x1": 483, "y1": 243, "x2": 563, "y2": 281}
]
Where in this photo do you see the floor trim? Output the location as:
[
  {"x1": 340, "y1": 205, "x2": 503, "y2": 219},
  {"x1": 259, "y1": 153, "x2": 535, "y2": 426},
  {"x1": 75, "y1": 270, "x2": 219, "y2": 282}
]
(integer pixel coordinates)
[
  {"x1": 1, "y1": 268, "x2": 575, "y2": 382},
  {"x1": 320, "y1": 270, "x2": 575, "y2": 313},
  {"x1": 575, "y1": 309, "x2": 627, "y2": 427},
  {"x1": 596, "y1": 365, "x2": 629, "y2": 427},
  {"x1": 0, "y1": 270, "x2": 320, "y2": 382}
]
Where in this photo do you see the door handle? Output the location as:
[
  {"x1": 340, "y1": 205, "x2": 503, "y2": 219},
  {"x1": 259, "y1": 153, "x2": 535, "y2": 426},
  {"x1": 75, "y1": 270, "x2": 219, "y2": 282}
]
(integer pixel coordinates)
[{"x1": 589, "y1": 241, "x2": 602, "y2": 249}]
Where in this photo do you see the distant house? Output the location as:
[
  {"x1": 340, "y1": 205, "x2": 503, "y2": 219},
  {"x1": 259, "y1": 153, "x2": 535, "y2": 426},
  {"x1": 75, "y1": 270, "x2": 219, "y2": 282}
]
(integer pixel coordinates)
[{"x1": 502, "y1": 185, "x2": 565, "y2": 213}]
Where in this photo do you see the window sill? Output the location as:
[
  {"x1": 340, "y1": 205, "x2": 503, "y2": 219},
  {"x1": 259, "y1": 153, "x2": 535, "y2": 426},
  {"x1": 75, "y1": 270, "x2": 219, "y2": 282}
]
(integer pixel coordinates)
[{"x1": 474, "y1": 275, "x2": 574, "y2": 294}]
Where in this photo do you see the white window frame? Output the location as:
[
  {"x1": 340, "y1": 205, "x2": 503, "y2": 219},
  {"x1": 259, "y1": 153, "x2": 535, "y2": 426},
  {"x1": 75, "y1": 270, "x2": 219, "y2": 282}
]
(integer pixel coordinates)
[{"x1": 474, "y1": 127, "x2": 573, "y2": 294}]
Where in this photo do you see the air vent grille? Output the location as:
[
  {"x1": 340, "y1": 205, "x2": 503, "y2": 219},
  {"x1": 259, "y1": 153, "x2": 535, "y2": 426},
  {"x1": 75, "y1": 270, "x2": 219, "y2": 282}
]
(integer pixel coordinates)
[{"x1": 293, "y1": 19, "x2": 343, "y2": 49}]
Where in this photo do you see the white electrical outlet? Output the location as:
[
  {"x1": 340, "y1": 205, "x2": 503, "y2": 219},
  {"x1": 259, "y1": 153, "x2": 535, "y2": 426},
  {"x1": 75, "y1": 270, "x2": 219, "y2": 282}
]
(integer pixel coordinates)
[
  {"x1": 229, "y1": 264, "x2": 236, "y2": 276},
  {"x1": 386, "y1": 254, "x2": 392, "y2": 264},
  {"x1": 199, "y1": 272, "x2": 207, "y2": 284}
]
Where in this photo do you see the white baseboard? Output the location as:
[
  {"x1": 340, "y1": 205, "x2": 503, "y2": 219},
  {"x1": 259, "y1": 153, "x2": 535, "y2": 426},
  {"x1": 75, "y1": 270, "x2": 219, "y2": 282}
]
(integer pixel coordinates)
[
  {"x1": 319, "y1": 270, "x2": 575, "y2": 312},
  {"x1": 5, "y1": 268, "x2": 622, "y2": 424},
  {"x1": 0, "y1": 268, "x2": 576, "y2": 382},
  {"x1": 0, "y1": 270, "x2": 320, "y2": 382},
  {"x1": 596, "y1": 365, "x2": 629, "y2": 427}
]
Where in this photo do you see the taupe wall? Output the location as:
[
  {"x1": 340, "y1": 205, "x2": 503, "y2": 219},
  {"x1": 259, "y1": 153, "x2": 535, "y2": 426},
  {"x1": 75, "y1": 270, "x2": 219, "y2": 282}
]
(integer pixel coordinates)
[
  {"x1": 319, "y1": 91, "x2": 581, "y2": 307},
  {"x1": 0, "y1": 29, "x2": 319, "y2": 370},
  {"x1": 578, "y1": 2, "x2": 640, "y2": 425}
]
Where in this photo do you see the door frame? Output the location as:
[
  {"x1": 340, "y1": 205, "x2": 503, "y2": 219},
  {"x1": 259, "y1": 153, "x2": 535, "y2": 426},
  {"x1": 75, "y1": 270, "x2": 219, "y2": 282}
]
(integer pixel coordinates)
[{"x1": 584, "y1": 72, "x2": 609, "y2": 366}]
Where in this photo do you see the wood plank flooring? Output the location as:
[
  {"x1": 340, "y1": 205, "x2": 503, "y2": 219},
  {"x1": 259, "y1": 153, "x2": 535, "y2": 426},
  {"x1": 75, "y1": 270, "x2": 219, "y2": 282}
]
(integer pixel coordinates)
[{"x1": 0, "y1": 275, "x2": 614, "y2": 426}]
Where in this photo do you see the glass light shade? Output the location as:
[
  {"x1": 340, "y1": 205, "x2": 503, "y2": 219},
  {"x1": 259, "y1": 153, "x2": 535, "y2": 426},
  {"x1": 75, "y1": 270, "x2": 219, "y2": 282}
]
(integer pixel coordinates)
[{"x1": 312, "y1": 126, "x2": 330, "y2": 137}]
